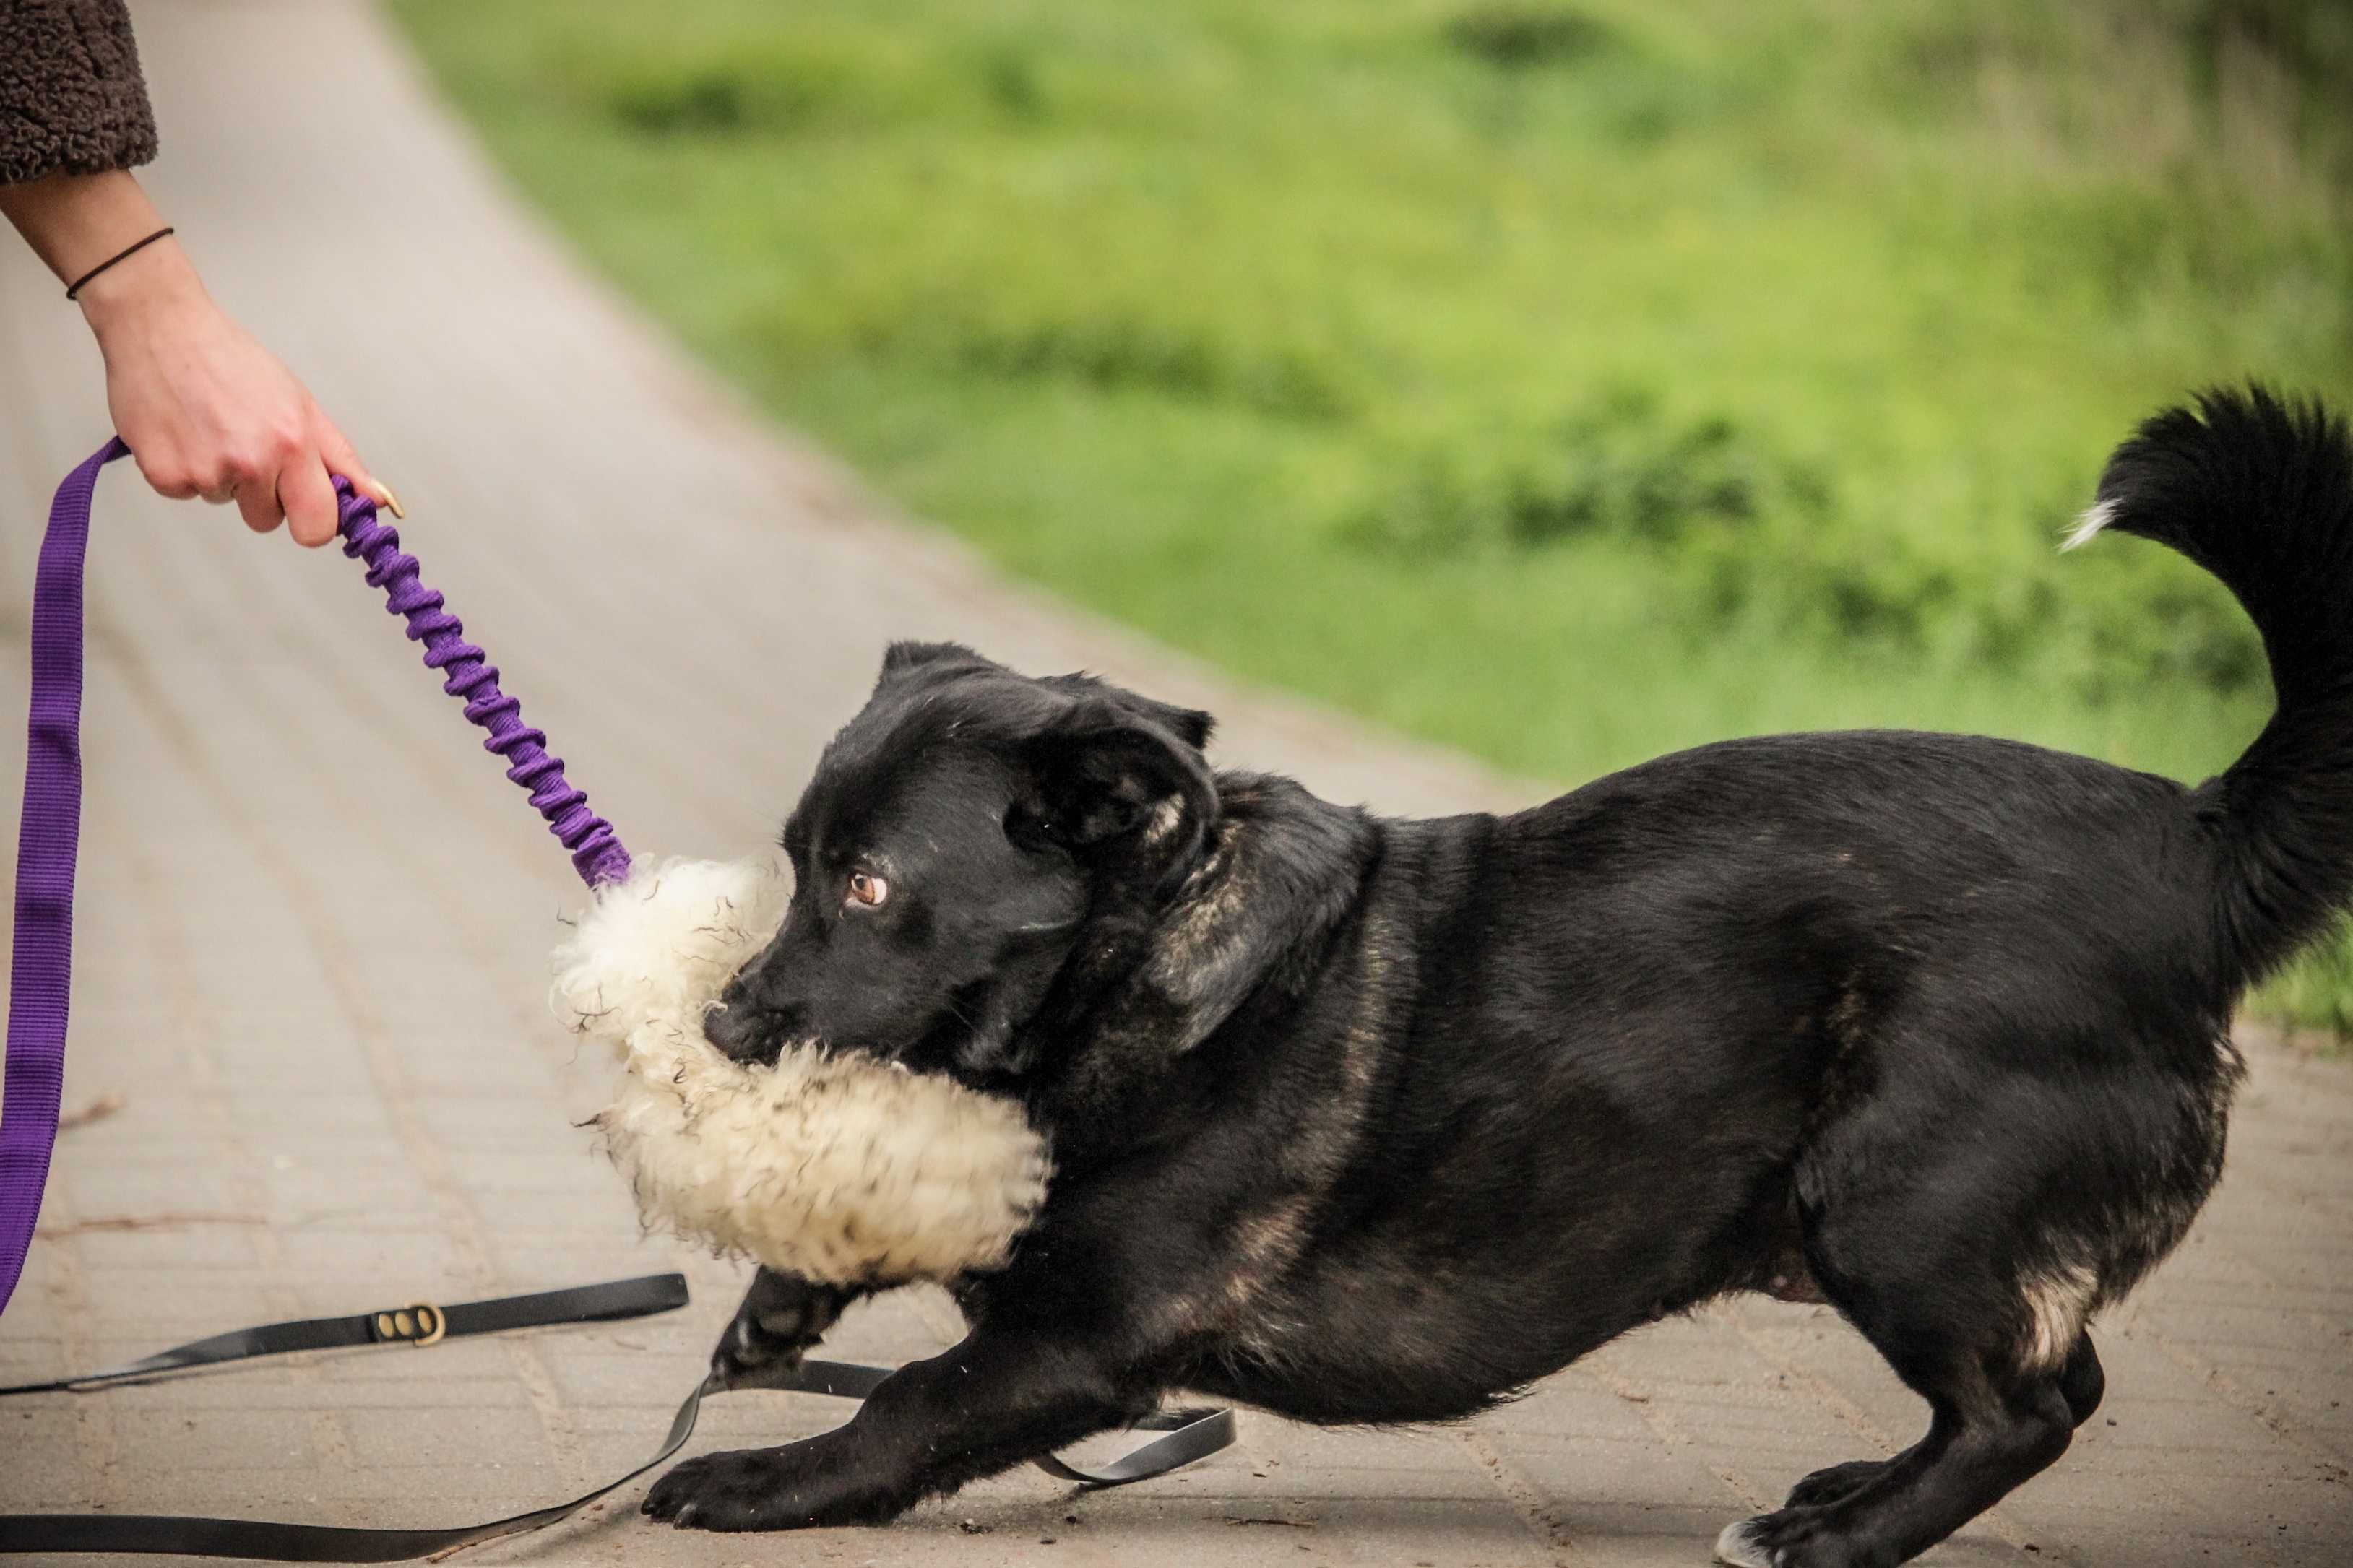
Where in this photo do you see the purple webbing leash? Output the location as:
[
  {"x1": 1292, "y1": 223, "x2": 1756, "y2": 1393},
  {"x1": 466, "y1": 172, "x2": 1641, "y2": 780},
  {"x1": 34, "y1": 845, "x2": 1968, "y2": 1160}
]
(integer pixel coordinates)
[
  {"x1": 0, "y1": 440, "x2": 121, "y2": 1317},
  {"x1": 1, "y1": 446, "x2": 630, "y2": 1317}
]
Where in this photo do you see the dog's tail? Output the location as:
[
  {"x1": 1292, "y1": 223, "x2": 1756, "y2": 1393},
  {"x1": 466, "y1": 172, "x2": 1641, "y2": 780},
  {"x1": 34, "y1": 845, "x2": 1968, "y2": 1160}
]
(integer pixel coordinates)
[{"x1": 2071, "y1": 385, "x2": 2353, "y2": 984}]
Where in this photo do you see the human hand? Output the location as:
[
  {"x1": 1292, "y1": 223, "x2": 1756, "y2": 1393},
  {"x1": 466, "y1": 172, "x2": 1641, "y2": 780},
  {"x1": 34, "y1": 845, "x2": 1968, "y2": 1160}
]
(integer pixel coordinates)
[{"x1": 77, "y1": 241, "x2": 392, "y2": 546}]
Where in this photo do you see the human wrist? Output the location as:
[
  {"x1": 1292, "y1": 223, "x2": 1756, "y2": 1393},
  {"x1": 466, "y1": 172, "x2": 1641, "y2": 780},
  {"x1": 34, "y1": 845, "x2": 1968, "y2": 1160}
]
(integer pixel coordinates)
[{"x1": 75, "y1": 234, "x2": 207, "y2": 339}]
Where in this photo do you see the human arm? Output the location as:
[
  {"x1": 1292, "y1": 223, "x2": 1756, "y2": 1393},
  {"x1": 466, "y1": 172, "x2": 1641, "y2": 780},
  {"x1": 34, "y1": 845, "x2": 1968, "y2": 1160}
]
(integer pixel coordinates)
[{"x1": 1, "y1": 1, "x2": 391, "y2": 544}]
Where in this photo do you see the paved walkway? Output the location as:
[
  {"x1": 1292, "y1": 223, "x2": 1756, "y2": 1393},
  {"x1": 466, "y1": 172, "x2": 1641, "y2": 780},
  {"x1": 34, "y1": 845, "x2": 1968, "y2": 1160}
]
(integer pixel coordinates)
[{"x1": 2, "y1": 4, "x2": 2347, "y2": 1564}]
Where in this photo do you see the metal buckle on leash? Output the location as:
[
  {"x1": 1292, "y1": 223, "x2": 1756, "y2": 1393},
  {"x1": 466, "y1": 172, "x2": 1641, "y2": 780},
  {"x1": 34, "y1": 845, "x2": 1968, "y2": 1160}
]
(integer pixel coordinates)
[{"x1": 371, "y1": 1301, "x2": 446, "y2": 1347}]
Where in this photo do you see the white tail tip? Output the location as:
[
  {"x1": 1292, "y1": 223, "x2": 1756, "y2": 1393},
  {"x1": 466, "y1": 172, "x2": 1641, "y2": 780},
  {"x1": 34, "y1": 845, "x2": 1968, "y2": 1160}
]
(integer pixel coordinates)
[{"x1": 2062, "y1": 499, "x2": 2115, "y2": 552}]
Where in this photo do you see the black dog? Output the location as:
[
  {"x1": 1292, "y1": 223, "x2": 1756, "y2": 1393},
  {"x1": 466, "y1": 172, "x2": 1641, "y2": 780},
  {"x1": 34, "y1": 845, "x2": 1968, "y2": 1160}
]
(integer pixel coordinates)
[{"x1": 644, "y1": 389, "x2": 2352, "y2": 1567}]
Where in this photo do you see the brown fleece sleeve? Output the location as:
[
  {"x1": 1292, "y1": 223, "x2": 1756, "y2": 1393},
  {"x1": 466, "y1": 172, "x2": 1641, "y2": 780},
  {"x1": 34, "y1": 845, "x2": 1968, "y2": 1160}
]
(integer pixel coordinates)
[{"x1": 1, "y1": 0, "x2": 159, "y2": 185}]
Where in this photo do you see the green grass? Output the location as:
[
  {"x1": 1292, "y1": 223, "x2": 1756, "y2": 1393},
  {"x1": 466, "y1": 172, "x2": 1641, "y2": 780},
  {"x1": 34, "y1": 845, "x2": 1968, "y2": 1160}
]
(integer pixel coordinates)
[{"x1": 391, "y1": 0, "x2": 2353, "y2": 1032}]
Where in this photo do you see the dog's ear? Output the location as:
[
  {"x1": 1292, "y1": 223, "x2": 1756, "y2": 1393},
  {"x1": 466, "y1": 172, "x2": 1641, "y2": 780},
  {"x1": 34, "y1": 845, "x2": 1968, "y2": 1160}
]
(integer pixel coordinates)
[
  {"x1": 1011, "y1": 697, "x2": 1218, "y2": 897},
  {"x1": 1040, "y1": 672, "x2": 1214, "y2": 752},
  {"x1": 1108, "y1": 693, "x2": 1213, "y2": 751},
  {"x1": 875, "y1": 640, "x2": 997, "y2": 690}
]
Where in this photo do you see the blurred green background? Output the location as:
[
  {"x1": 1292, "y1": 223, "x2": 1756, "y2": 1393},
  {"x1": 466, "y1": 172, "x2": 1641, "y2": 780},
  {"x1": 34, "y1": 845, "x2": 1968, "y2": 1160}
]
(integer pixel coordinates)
[{"x1": 390, "y1": 0, "x2": 2353, "y2": 1032}]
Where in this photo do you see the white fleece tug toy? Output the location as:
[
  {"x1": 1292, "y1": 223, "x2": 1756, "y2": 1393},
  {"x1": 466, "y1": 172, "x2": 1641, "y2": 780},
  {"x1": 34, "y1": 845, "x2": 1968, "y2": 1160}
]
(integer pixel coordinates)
[{"x1": 550, "y1": 858, "x2": 1053, "y2": 1285}]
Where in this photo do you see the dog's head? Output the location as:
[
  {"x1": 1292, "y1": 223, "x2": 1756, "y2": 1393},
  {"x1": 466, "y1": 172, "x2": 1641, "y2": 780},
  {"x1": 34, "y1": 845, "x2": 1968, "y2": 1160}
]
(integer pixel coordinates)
[{"x1": 704, "y1": 641, "x2": 1219, "y2": 1078}]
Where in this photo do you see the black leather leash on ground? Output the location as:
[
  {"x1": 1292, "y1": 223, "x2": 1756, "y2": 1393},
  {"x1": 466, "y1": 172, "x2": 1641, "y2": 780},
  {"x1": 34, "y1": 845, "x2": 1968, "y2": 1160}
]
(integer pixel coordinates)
[{"x1": 0, "y1": 1273, "x2": 1234, "y2": 1559}]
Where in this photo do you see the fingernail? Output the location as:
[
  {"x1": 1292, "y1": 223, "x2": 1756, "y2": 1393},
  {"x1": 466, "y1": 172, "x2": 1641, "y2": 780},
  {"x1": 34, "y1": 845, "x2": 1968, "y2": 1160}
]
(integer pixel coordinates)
[{"x1": 374, "y1": 482, "x2": 405, "y2": 519}]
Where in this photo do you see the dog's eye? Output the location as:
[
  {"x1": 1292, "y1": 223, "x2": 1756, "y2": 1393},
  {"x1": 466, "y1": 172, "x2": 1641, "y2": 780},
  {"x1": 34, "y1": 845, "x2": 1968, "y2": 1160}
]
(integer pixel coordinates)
[{"x1": 845, "y1": 870, "x2": 890, "y2": 909}]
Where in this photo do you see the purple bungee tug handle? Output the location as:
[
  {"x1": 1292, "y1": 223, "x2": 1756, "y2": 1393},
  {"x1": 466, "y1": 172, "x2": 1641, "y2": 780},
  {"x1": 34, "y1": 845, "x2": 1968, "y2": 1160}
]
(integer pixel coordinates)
[{"x1": 334, "y1": 480, "x2": 632, "y2": 890}]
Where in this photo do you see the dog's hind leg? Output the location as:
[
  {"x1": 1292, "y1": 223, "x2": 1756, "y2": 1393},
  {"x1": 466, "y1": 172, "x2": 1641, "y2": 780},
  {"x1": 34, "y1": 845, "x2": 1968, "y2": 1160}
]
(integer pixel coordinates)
[
  {"x1": 1715, "y1": 1273, "x2": 2082, "y2": 1567},
  {"x1": 1712, "y1": 1079, "x2": 2159, "y2": 1567},
  {"x1": 1774, "y1": 1335, "x2": 2102, "y2": 1518}
]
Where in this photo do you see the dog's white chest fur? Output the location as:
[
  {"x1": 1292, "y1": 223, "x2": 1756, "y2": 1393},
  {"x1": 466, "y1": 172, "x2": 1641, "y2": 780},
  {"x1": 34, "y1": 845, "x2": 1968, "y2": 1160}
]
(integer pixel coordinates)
[{"x1": 549, "y1": 859, "x2": 1052, "y2": 1285}]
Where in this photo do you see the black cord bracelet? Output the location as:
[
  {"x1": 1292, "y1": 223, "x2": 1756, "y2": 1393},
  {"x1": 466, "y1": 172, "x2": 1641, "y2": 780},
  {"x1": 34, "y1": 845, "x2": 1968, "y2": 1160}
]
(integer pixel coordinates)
[{"x1": 64, "y1": 226, "x2": 177, "y2": 301}]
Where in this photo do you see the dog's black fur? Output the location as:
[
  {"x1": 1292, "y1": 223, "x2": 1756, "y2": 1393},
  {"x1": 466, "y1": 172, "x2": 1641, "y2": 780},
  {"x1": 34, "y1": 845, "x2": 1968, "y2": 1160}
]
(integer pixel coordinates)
[{"x1": 644, "y1": 389, "x2": 2353, "y2": 1567}]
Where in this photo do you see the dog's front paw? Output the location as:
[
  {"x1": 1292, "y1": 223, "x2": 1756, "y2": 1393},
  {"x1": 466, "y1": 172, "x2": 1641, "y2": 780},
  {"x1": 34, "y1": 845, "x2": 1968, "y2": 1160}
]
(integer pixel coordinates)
[
  {"x1": 709, "y1": 1271, "x2": 855, "y2": 1391},
  {"x1": 641, "y1": 1447, "x2": 798, "y2": 1531},
  {"x1": 642, "y1": 1439, "x2": 901, "y2": 1532}
]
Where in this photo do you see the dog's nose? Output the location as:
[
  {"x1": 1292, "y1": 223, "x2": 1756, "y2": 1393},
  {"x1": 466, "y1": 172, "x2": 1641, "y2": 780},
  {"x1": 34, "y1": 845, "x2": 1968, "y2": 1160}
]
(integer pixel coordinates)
[{"x1": 701, "y1": 997, "x2": 766, "y2": 1062}]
